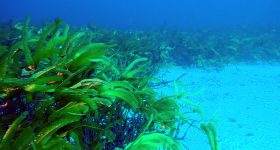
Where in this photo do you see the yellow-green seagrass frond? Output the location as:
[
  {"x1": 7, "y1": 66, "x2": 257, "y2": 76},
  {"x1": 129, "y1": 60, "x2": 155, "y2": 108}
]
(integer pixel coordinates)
[{"x1": 124, "y1": 133, "x2": 183, "y2": 150}]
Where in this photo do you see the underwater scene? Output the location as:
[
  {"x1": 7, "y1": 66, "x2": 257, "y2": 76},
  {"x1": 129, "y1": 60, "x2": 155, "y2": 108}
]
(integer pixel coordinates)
[{"x1": 0, "y1": 0, "x2": 280, "y2": 150}]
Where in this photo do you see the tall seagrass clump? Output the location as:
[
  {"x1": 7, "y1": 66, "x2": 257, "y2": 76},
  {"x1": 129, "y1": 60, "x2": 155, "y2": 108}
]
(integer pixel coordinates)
[{"x1": 0, "y1": 17, "x2": 192, "y2": 150}]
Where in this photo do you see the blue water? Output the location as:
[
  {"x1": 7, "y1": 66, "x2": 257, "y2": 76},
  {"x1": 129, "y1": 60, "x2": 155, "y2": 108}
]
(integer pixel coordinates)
[{"x1": 1, "y1": 0, "x2": 280, "y2": 29}]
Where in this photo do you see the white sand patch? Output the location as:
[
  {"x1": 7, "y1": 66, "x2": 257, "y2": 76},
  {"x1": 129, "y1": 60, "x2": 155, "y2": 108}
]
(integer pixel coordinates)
[{"x1": 155, "y1": 64, "x2": 280, "y2": 150}]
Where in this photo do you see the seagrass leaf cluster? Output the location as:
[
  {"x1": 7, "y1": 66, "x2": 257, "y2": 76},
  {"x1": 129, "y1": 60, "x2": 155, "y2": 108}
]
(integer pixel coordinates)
[{"x1": 0, "y1": 17, "x2": 186, "y2": 150}]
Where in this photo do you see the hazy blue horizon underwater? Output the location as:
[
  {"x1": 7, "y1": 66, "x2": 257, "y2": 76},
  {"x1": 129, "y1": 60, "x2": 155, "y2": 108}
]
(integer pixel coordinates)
[
  {"x1": 1, "y1": 0, "x2": 280, "y2": 150},
  {"x1": 1, "y1": 0, "x2": 280, "y2": 29}
]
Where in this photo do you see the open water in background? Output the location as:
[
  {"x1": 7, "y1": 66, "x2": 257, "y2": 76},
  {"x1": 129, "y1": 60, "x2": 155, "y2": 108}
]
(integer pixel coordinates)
[{"x1": 1, "y1": 0, "x2": 280, "y2": 30}]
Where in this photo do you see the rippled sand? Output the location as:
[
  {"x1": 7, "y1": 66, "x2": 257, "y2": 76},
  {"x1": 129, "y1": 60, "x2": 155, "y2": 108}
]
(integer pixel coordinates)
[{"x1": 156, "y1": 63, "x2": 280, "y2": 150}]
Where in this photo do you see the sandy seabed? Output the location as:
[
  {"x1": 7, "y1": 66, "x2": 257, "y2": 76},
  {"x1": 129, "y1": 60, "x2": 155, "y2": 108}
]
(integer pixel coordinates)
[{"x1": 156, "y1": 63, "x2": 280, "y2": 150}]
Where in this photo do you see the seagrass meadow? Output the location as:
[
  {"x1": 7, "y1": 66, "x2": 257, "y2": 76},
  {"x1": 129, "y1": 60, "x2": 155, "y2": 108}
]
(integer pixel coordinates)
[
  {"x1": 0, "y1": 17, "x2": 220, "y2": 150},
  {"x1": 1, "y1": 14, "x2": 280, "y2": 149},
  {"x1": 3, "y1": 0, "x2": 280, "y2": 149}
]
